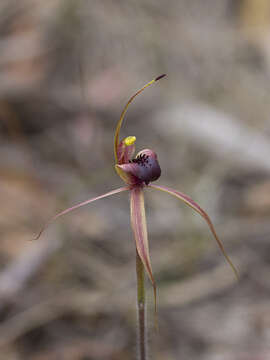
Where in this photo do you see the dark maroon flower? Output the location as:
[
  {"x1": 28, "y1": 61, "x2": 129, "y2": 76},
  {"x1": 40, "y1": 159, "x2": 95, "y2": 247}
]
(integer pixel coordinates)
[
  {"x1": 116, "y1": 149, "x2": 161, "y2": 186},
  {"x1": 36, "y1": 75, "x2": 238, "y2": 311}
]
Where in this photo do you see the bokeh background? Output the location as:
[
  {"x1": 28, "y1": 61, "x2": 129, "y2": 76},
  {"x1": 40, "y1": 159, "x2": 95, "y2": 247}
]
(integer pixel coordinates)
[{"x1": 1, "y1": 0, "x2": 270, "y2": 359}]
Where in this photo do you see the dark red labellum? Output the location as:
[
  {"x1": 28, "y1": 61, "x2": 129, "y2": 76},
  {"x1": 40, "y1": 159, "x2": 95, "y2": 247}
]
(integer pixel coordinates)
[{"x1": 130, "y1": 149, "x2": 161, "y2": 185}]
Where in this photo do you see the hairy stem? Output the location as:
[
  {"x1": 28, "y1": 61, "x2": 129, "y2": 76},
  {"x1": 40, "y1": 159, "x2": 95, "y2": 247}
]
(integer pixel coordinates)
[{"x1": 136, "y1": 249, "x2": 147, "y2": 360}]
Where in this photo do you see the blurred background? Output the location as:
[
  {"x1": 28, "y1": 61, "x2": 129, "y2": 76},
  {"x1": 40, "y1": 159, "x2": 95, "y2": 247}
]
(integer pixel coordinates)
[{"x1": 1, "y1": 0, "x2": 270, "y2": 359}]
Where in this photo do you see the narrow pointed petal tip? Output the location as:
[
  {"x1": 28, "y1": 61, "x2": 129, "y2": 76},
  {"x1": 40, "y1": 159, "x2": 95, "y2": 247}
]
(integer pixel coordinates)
[
  {"x1": 130, "y1": 186, "x2": 157, "y2": 309},
  {"x1": 149, "y1": 184, "x2": 239, "y2": 280},
  {"x1": 33, "y1": 186, "x2": 129, "y2": 241}
]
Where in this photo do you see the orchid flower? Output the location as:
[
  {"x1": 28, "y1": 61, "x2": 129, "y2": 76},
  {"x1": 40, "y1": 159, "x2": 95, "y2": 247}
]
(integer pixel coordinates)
[{"x1": 36, "y1": 74, "x2": 238, "y2": 327}]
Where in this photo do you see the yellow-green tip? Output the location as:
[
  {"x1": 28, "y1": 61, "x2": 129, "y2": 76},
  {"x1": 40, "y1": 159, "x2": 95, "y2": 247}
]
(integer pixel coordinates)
[{"x1": 124, "y1": 136, "x2": 136, "y2": 146}]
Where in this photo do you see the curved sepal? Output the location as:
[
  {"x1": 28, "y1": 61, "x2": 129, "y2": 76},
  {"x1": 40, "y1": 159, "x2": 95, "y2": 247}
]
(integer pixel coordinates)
[
  {"x1": 34, "y1": 186, "x2": 129, "y2": 240},
  {"x1": 114, "y1": 75, "x2": 166, "y2": 162},
  {"x1": 130, "y1": 186, "x2": 157, "y2": 310},
  {"x1": 149, "y1": 184, "x2": 239, "y2": 279}
]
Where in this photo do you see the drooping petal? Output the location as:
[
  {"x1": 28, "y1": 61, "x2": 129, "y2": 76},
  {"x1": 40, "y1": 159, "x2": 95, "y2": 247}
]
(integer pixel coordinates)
[
  {"x1": 114, "y1": 74, "x2": 166, "y2": 162},
  {"x1": 130, "y1": 186, "x2": 157, "y2": 310},
  {"x1": 34, "y1": 186, "x2": 129, "y2": 240},
  {"x1": 149, "y1": 184, "x2": 239, "y2": 279}
]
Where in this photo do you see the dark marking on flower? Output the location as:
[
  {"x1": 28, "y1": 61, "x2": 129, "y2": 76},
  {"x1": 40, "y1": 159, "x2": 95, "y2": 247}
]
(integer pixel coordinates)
[
  {"x1": 155, "y1": 74, "x2": 166, "y2": 81},
  {"x1": 129, "y1": 151, "x2": 161, "y2": 185},
  {"x1": 131, "y1": 154, "x2": 150, "y2": 167}
]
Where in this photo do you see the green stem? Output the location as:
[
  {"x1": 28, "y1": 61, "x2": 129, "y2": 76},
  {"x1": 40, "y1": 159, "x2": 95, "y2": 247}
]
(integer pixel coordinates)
[{"x1": 136, "y1": 249, "x2": 147, "y2": 360}]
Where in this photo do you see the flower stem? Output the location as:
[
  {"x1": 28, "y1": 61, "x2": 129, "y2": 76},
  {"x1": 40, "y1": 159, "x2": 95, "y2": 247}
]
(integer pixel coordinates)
[{"x1": 136, "y1": 249, "x2": 147, "y2": 360}]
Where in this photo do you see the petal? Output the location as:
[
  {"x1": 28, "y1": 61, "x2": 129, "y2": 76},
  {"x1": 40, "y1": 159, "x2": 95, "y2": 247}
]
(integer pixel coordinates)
[
  {"x1": 114, "y1": 75, "x2": 166, "y2": 162},
  {"x1": 149, "y1": 184, "x2": 239, "y2": 279},
  {"x1": 34, "y1": 186, "x2": 129, "y2": 240},
  {"x1": 130, "y1": 186, "x2": 157, "y2": 310},
  {"x1": 115, "y1": 164, "x2": 140, "y2": 185},
  {"x1": 123, "y1": 143, "x2": 135, "y2": 163},
  {"x1": 117, "y1": 137, "x2": 136, "y2": 164}
]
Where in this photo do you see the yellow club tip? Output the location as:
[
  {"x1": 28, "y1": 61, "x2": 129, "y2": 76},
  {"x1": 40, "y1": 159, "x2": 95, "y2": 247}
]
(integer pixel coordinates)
[{"x1": 124, "y1": 136, "x2": 136, "y2": 146}]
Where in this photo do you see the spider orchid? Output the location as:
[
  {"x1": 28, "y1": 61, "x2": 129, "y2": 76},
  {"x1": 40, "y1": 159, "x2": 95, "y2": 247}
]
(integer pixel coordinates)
[{"x1": 35, "y1": 74, "x2": 238, "y2": 313}]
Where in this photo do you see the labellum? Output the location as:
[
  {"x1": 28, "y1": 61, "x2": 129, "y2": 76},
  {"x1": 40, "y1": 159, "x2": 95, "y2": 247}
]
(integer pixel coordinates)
[
  {"x1": 115, "y1": 149, "x2": 161, "y2": 186},
  {"x1": 129, "y1": 150, "x2": 161, "y2": 185}
]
